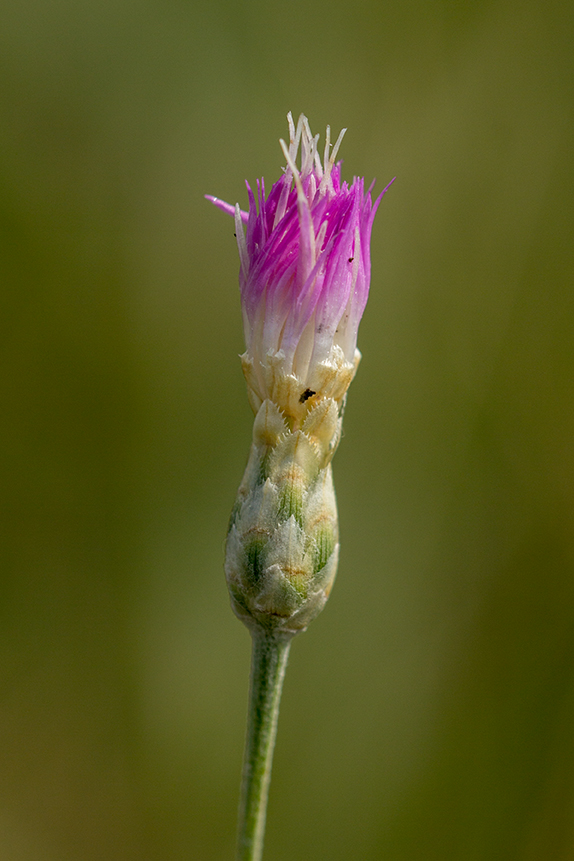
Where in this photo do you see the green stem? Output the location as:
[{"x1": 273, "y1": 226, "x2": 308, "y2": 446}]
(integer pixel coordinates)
[{"x1": 236, "y1": 631, "x2": 292, "y2": 861}]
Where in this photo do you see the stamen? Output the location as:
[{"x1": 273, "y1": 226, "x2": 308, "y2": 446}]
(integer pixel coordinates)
[
  {"x1": 300, "y1": 118, "x2": 310, "y2": 174},
  {"x1": 280, "y1": 137, "x2": 316, "y2": 278},
  {"x1": 280, "y1": 137, "x2": 301, "y2": 186},
  {"x1": 319, "y1": 124, "x2": 346, "y2": 194},
  {"x1": 323, "y1": 125, "x2": 331, "y2": 175},
  {"x1": 312, "y1": 133, "x2": 323, "y2": 176},
  {"x1": 300, "y1": 116, "x2": 319, "y2": 177},
  {"x1": 290, "y1": 114, "x2": 304, "y2": 165},
  {"x1": 330, "y1": 127, "x2": 347, "y2": 167},
  {"x1": 287, "y1": 111, "x2": 295, "y2": 147}
]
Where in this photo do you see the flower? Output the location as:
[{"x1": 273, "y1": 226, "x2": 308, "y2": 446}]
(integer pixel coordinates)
[{"x1": 207, "y1": 113, "x2": 394, "y2": 424}]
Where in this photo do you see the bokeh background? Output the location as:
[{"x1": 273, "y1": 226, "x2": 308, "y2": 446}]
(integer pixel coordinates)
[{"x1": 2, "y1": 0, "x2": 573, "y2": 858}]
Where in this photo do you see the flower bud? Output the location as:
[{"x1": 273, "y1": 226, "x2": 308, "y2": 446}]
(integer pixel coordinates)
[
  {"x1": 225, "y1": 398, "x2": 340, "y2": 636},
  {"x1": 208, "y1": 114, "x2": 393, "y2": 636}
]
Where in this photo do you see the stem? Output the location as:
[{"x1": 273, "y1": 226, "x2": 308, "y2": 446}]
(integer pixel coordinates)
[{"x1": 236, "y1": 631, "x2": 292, "y2": 861}]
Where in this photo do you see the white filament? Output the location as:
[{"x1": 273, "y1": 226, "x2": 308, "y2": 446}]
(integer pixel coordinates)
[{"x1": 280, "y1": 113, "x2": 347, "y2": 196}]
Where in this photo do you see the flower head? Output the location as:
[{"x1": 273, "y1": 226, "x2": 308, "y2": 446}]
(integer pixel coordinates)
[{"x1": 208, "y1": 113, "x2": 393, "y2": 423}]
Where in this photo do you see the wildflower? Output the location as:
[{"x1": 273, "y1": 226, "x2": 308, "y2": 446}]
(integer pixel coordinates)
[
  {"x1": 208, "y1": 114, "x2": 393, "y2": 636},
  {"x1": 209, "y1": 114, "x2": 394, "y2": 861}
]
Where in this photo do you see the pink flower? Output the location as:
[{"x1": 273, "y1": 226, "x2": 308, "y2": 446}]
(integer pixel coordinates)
[{"x1": 207, "y1": 113, "x2": 394, "y2": 420}]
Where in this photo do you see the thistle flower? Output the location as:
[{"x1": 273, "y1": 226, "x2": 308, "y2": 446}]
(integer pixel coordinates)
[
  {"x1": 208, "y1": 113, "x2": 394, "y2": 425},
  {"x1": 208, "y1": 113, "x2": 393, "y2": 637},
  {"x1": 208, "y1": 114, "x2": 393, "y2": 861}
]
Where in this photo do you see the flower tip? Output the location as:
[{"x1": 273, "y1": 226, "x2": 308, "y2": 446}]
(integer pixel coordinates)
[
  {"x1": 207, "y1": 193, "x2": 250, "y2": 223},
  {"x1": 381, "y1": 176, "x2": 397, "y2": 194},
  {"x1": 368, "y1": 175, "x2": 396, "y2": 218}
]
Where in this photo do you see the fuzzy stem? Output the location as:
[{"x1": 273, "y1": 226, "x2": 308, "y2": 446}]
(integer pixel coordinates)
[{"x1": 236, "y1": 631, "x2": 292, "y2": 861}]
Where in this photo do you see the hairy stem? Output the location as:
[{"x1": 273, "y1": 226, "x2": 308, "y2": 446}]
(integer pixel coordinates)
[{"x1": 236, "y1": 631, "x2": 291, "y2": 861}]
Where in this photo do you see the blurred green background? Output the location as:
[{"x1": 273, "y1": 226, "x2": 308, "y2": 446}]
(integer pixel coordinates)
[{"x1": 1, "y1": 0, "x2": 573, "y2": 858}]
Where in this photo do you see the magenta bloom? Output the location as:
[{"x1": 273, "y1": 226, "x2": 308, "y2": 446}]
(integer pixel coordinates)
[{"x1": 208, "y1": 113, "x2": 393, "y2": 420}]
